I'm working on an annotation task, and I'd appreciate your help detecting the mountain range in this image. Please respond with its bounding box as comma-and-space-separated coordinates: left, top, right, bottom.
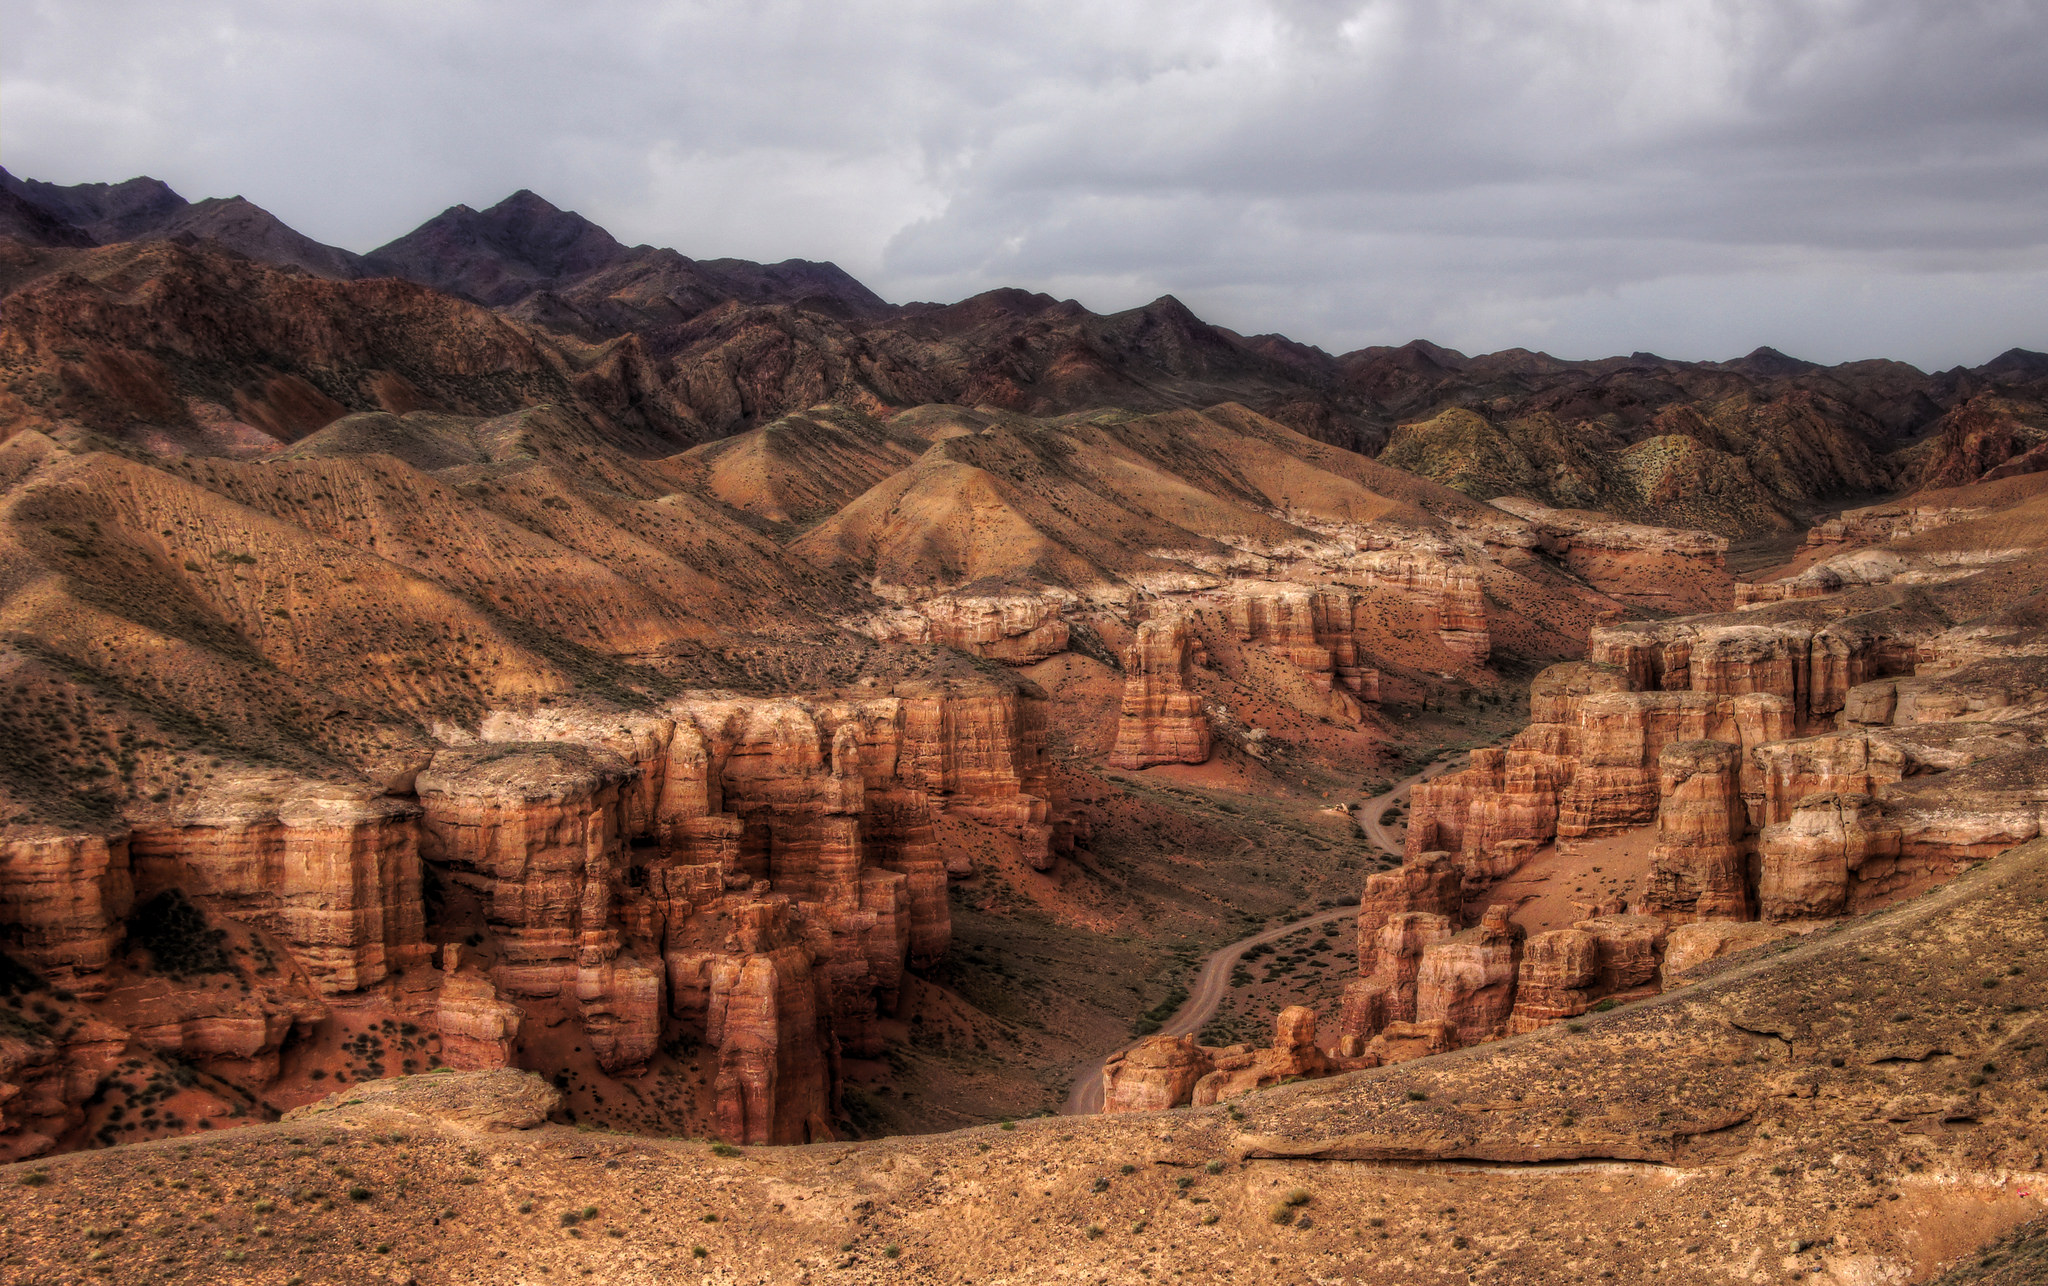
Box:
4, 167, 2044, 535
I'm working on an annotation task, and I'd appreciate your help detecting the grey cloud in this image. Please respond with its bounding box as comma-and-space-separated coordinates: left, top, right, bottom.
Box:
3, 0, 2045, 367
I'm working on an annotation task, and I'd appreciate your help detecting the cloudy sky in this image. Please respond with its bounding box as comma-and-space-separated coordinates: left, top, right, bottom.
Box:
6, 0, 2046, 367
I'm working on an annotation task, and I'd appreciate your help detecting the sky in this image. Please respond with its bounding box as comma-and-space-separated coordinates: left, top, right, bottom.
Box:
5, 0, 2047, 368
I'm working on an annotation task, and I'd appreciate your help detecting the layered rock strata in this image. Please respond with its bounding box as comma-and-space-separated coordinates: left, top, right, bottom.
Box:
1225, 585, 1382, 702
0, 684, 1056, 1156
1102, 1007, 1344, 1112
1639, 740, 1751, 923
1107, 615, 1212, 769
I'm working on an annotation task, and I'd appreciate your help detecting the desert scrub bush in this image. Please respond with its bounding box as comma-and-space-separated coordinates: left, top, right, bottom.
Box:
1204, 1160, 1225, 1175
1085, 1224, 1105, 1240
1406, 1090, 1428, 1101
1090, 1177, 1109, 1193
18, 1169, 48, 1187
347, 1185, 372, 1201
560, 1210, 582, 1226
883, 1244, 902, 1259
1201, 1211, 1221, 1225
692, 1246, 708, 1258
710, 1143, 742, 1157
1118, 1163, 1136, 1175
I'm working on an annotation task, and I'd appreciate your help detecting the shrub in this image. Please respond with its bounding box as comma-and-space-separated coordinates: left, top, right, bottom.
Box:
1200, 1211, 1219, 1225
1090, 1177, 1109, 1193
560, 1211, 581, 1227
1204, 1160, 1225, 1175
347, 1185, 371, 1202
710, 1143, 742, 1158
883, 1244, 902, 1259
18, 1170, 48, 1188
1281, 1188, 1311, 1208
1406, 1091, 1428, 1102
1085, 1224, 1105, 1240
1118, 1163, 1136, 1175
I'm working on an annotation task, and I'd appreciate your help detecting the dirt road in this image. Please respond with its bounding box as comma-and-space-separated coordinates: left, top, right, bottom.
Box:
1060, 761, 1450, 1115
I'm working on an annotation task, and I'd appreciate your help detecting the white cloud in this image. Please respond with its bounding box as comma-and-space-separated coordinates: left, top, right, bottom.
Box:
3, 0, 2045, 367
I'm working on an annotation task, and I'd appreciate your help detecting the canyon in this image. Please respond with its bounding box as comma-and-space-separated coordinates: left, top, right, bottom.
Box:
0, 168, 2045, 1283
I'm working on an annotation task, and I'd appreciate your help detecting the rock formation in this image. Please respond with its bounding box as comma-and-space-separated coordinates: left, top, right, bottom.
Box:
1336, 911, 1453, 1049
1506, 928, 1600, 1033
1190, 1006, 1334, 1106
1353, 855, 1462, 973
1639, 740, 1751, 923
1107, 615, 1212, 769
1226, 585, 1383, 703
1100, 1034, 1214, 1114
1413, 905, 1525, 1046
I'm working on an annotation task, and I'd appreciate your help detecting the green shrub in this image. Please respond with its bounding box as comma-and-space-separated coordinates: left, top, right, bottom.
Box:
710, 1143, 742, 1157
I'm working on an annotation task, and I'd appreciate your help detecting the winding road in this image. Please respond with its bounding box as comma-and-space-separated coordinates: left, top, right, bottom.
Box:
1061, 760, 1453, 1115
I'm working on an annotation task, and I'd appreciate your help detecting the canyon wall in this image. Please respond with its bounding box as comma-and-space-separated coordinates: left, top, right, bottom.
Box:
0, 683, 1054, 1157
1107, 615, 1213, 769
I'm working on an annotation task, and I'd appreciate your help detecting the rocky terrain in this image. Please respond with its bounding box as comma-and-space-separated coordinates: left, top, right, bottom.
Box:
0, 166, 2046, 1280
3, 829, 2045, 1283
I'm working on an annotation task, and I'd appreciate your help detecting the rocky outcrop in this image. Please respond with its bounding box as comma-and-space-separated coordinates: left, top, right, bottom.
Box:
1660, 920, 1796, 978
1226, 585, 1381, 702
1639, 740, 1750, 923
1506, 928, 1600, 1034
1336, 910, 1454, 1049
0, 828, 133, 998
1757, 792, 1903, 920
1353, 855, 1462, 974
283, 1068, 563, 1132
1590, 609, 1938, 727
130, 784, 429, 996
1101, 1034, 1215, 1114
700, 898, 835, 1146
1404, 749, 1562, 882
1191, 1006, 1334, 1106
1413, 906, 1524, 1046
882, 592, 1072, 665
433, 948, 525, 1070
1107, 614, 1212, 769
1348, 551, 1489, 663
1556, 691, 1791, 838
